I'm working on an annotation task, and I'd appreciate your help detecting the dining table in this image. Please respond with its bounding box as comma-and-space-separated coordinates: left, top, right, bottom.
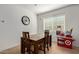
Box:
21, 33, 52, 54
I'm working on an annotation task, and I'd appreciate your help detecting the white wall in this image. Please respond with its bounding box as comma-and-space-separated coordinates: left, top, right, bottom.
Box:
0, 5, 37, 51
37, 5, 79, 47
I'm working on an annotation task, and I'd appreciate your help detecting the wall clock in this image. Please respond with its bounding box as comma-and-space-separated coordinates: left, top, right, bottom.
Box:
21, 16, 30, 25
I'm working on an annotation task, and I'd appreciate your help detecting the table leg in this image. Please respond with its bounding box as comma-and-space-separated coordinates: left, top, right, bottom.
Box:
27, 45, 31, 54
49, 35, 52, 47
44, 43, 46, 54
34, 43, 38, 54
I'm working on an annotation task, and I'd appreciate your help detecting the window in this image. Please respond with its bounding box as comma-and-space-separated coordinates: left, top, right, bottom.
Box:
43, 15, 65, 33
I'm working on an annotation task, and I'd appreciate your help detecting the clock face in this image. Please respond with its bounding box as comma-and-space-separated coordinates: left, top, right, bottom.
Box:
21, 16, 30, 25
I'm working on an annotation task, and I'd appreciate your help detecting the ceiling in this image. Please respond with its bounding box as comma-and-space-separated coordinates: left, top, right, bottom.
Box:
18, 4, 70, 14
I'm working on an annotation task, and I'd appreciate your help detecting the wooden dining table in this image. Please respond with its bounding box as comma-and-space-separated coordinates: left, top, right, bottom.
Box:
21, 33, 52, 54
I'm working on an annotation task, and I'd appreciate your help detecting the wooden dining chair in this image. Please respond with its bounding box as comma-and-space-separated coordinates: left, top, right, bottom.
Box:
21, 32, 33, 54
21, 37, 31, 54
38, 30, 50, 54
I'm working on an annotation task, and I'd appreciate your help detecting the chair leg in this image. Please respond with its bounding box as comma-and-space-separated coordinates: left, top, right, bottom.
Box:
46, 39, 49, 51
47, 44, 49, 51
21, 39, 25, 54
44, 47, 46, 54
21, 47, 25, 54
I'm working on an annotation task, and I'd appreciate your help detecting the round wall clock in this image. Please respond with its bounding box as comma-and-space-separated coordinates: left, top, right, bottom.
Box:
21, 16, 30, 25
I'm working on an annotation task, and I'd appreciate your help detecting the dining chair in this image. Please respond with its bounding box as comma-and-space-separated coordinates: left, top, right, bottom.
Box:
21, 37, 31, 54
38, 30, 50, 54
21, 32, 33, 54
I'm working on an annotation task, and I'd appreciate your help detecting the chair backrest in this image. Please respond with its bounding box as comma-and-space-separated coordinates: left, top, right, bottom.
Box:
22, 32, 30, 39
44, 30, 49, 36
44, 30, 49, 44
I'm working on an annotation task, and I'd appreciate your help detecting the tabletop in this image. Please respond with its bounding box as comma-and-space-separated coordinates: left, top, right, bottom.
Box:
30, 33, 44, 41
